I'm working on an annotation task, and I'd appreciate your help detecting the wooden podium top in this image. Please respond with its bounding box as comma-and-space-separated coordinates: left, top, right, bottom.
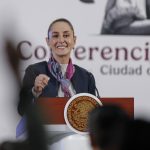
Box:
36, 97, 134, 124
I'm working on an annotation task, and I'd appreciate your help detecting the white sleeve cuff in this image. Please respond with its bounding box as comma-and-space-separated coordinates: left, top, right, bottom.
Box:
32, 87, 42, 98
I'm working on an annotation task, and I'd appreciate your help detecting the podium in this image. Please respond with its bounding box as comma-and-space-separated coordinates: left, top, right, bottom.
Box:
16, 97, 134, 150
36, 97, 134, 125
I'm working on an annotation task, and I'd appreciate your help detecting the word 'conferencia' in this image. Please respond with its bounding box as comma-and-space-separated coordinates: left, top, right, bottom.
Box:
17, 41, 150, 61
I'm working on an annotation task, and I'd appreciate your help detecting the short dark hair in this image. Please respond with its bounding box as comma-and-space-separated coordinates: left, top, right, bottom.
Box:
121, 119, 150, 150
88, 105, 129, 150
47, 18, 75, 39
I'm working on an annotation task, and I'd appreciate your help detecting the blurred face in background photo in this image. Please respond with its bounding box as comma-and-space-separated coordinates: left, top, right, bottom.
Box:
46, 21, 76, 63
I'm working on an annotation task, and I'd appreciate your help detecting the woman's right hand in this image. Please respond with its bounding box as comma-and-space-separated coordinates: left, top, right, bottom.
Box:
34, 74, 50, 94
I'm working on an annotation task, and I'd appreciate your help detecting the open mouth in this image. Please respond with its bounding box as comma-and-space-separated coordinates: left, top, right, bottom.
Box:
56, 46, 66, 49
56, 44, 68, 50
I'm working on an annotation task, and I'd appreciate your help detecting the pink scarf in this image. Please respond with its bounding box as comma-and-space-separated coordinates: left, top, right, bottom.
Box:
48, 56, 75, 97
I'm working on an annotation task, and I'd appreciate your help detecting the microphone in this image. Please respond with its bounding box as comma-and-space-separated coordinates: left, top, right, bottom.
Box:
89, 72, 101, 98
95, 86, 100, 98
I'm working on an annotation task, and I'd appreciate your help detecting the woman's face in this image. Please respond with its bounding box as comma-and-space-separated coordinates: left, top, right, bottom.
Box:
46, 21, 76, 61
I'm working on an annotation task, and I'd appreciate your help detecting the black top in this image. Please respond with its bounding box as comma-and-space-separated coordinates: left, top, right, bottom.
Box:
18, 61, 96, 116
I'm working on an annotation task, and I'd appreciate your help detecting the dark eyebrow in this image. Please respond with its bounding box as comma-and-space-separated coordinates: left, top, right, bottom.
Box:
52, 31, 70, 34
63, 31, 70, 33
52, 32, 59, 34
